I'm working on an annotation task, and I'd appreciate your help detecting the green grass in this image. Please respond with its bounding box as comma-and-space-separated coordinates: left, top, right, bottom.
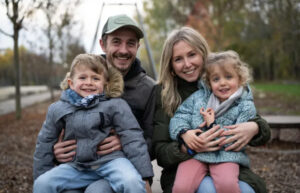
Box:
251, 82, 300, 115
252, 82, 300, 97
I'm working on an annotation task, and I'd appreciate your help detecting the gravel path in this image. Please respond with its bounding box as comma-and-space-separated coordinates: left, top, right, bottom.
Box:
0, 98, 299, 193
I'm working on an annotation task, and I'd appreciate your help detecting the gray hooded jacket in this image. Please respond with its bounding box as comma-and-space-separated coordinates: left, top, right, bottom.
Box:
33, 91, 153, 180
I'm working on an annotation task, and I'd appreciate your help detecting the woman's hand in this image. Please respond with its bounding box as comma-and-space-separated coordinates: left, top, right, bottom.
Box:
54, 129, 76, 163
181, 123, 225, 153
97, 129, 122, 156
220, 121, 259, 151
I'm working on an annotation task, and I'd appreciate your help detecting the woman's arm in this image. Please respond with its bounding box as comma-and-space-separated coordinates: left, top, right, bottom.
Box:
248, 114, 271, 146
152, 87, 191, 168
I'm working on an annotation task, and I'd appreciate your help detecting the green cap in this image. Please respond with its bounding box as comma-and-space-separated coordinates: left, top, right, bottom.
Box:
102, 14, 144, 39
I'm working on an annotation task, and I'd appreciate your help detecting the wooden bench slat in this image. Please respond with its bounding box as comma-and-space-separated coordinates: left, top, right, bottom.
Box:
262, 115, 300, 129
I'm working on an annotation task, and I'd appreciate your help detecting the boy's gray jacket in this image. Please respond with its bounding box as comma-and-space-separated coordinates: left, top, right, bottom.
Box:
33, 91, 153, 180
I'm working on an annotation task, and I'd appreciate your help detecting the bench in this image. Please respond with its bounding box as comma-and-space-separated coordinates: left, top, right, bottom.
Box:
262, 115, 300, 129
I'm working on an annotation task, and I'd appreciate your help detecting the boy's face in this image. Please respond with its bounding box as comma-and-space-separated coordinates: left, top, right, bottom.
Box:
209, 64, 240, 102
68, 65, 106, 98
100, 28, 140, 76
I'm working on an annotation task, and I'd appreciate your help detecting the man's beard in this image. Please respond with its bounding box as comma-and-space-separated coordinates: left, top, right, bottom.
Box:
107, 53, 132, 75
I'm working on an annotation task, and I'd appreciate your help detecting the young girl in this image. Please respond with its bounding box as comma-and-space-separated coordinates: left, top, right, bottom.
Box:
169, 50, 256, 193
33, 54, 153, 193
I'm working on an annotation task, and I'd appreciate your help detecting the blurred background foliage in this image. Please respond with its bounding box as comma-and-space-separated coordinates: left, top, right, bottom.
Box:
141, 0, 300, 81
0, 0, 299, 87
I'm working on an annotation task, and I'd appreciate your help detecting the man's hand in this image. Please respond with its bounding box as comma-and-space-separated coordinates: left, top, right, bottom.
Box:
97, 129, 122, 155
53, 129, 76, 163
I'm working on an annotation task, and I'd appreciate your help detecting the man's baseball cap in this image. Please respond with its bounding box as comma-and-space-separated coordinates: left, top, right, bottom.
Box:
101, 14, 144, 39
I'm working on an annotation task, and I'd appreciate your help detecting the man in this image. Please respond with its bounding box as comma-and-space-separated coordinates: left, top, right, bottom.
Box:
54, 14, 156, 193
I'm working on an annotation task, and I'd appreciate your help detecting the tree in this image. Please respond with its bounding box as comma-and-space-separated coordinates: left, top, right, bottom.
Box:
0, 48, 14, 85
0, 0, 41, 119
143, 0, 300, 81
40, 0, 81, 101
142, 0, 197, 68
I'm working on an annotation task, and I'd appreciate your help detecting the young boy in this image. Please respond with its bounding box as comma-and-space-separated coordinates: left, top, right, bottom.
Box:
33, 54, 153, 193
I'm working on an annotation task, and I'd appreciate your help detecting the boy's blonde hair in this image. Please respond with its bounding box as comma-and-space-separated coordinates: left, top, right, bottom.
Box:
203, 50, 252, 88
60, 54, 124, 98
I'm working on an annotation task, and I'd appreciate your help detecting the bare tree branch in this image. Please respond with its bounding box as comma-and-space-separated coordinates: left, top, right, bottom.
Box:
0, 28, 13, 38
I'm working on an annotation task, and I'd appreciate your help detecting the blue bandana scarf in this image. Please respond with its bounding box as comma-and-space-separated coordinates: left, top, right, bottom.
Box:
65, 89, 105, 107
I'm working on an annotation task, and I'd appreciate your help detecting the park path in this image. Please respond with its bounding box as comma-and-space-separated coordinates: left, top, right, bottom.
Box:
2, 86, 299, 192
0, 88, 60, 116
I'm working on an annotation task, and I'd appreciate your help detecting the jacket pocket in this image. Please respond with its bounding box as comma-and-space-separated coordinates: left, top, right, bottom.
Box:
76, 139, 97, 162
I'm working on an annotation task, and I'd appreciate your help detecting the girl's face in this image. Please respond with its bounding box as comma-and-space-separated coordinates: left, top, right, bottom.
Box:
68, 65, 106, 97
171, 40, 204, 82
209, 64, 240, 102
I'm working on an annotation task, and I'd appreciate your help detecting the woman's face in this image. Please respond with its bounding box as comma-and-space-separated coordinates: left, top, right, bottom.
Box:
171, 40, 204, 82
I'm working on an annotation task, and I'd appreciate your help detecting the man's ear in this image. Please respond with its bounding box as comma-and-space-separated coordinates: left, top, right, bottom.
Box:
100, 39, 106, 52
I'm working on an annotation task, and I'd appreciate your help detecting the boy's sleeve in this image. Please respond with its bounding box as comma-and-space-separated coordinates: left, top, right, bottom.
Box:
33, 104, 62, 180
169, 94, 195, 140
112, 99, 154, 179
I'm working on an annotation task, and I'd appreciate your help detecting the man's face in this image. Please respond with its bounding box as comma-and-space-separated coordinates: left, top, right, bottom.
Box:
100, 28, 140, 75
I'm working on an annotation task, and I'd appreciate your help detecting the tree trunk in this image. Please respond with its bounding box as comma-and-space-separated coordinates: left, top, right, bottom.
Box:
14, 29, 21, 119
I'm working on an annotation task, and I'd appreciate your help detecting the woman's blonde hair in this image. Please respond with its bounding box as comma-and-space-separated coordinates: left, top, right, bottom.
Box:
203, 50, 252, 88
60, 54, 124, 98
158, 27, 210, 116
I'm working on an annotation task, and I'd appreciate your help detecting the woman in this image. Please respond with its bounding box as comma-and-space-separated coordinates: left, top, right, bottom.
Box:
153, 26, 270, 193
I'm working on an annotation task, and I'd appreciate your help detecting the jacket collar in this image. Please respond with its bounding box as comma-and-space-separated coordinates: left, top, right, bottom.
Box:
124, 58, 145, 81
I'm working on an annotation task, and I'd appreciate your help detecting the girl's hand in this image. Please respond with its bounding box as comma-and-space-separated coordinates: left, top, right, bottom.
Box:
220, 122, 259, 151
97, 129, 122, 155
145, 180, 152, 193
200, 107, 215, 126
54, 129, 76, 163
181, 123, 225, 152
